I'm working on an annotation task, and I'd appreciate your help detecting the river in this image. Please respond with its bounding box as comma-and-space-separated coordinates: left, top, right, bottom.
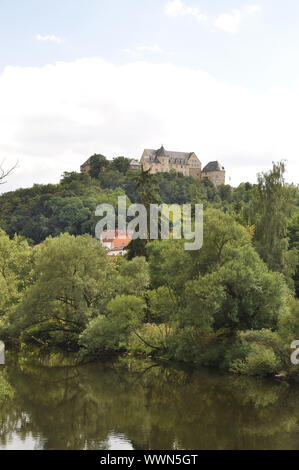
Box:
0, 351, 299, 450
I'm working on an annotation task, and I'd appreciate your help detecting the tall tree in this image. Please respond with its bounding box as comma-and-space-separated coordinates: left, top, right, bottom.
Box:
252, 161, 297, 289
288, 214, 299, 297
127, 168, 160, 259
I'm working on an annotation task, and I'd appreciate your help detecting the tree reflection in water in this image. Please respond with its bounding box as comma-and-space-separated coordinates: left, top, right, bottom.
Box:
0, 352, 298, 450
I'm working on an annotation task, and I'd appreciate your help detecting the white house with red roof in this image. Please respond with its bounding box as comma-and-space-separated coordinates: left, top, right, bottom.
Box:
100, 229, 133, 256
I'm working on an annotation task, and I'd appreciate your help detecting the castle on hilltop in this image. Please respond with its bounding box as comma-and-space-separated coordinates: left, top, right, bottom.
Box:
81, 145, 226, 187
134, 146, 226, 187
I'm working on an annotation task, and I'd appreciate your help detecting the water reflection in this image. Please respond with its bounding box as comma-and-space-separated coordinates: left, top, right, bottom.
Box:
0, 353, 299, 450
106, 433, 134, 451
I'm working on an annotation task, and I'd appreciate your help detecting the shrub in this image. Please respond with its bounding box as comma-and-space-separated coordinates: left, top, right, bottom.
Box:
128, 323, 171, 355
166, 327, 204, 363
230, 343, 281, 377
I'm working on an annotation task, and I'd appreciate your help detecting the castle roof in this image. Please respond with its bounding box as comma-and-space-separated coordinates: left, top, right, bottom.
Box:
156, 145, 167, 157
144, 147, 195, 165
202, 161, 225, 173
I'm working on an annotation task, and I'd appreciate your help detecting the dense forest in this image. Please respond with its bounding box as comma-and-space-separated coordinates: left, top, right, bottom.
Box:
0, 155, 252, 245
0, 155, 299, 379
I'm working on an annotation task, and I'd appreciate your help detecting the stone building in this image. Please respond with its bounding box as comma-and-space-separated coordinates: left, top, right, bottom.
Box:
80, 157, 92, 174
80, 146, 226, 187
129, 159, 141, 171
100, 230, 132, 257
201, 161, 226, 186
140, 146, 202, 179
140, 146, 225, 186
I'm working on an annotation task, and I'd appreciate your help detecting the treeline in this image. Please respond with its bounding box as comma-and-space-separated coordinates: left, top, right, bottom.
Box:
0, 159, 253, 245
0, 160, 298, 378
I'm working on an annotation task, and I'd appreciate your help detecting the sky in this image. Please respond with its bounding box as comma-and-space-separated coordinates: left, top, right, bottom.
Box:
0, 0, 299, 192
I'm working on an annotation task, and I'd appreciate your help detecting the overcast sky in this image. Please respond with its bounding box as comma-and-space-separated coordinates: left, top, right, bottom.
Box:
0, 0, 299, 192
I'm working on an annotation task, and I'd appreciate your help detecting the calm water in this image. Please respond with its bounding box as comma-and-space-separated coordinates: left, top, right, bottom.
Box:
1, 352, 299, 450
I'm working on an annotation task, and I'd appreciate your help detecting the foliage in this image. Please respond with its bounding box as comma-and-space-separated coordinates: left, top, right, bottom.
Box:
88, 154, 110, 178
278, 298, 299, 346
0, 371, 13, 401
0, 231, 32, 338
229, 330, 286, 377
288, 214, 299, 297
79, 295, 146, 354
109, 156, 131, 175
1, 233, 115, 348
0, 159, 298, 378
230, 343, 281, 377
251, 162, 298, 290
116, 257, 150, 297
0, 178, 128, 244
128, 323, 171, 355
127, 167, 161, 259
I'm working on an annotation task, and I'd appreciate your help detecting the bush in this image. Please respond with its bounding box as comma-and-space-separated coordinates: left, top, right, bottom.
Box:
79, 295, 146, 355
166, 327, 204, 363
279, 298, 299, 345
128, 323, 171, 355
230, 343, 281, 376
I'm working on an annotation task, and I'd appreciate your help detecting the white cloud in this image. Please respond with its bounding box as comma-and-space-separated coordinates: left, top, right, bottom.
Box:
165, 0, 207, 22
214, 11, 243, 34
164, 2, 261, 33
247, 4, 262, 13
214, 4, 261, 34
124, 45, 164, 57
36, 34, 62, 44
0, 57, 298, 194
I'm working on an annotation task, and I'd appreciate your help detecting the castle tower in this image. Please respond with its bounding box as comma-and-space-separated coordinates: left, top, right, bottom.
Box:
155, 145, 169, 170
201, 161, 226, 187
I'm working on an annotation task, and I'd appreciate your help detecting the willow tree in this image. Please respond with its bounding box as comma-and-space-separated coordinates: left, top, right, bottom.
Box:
6, 234, 116, 348
252, 161, 297, 289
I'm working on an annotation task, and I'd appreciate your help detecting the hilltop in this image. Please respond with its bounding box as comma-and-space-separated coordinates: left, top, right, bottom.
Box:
0, 162, 251, 245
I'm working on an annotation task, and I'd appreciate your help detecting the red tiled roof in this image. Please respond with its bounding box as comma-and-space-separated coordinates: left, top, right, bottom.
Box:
113, 237, 132, 249
101, 230, 132, 249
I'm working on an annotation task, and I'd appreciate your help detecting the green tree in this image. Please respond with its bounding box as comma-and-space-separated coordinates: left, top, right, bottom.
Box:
60, 171, 90, 186
288, 214, 299, 297
5, 234, 115, 348
88, 154, 109, 179
110, 157, 130, 175
0, 231, 32, 338
116, 257, 150, 297
184, 247, 287, 334
218, 184, 233, 203
79, 295, 146, 354
252, 161, 298, 289
146, 209, 289, 363
127, 168, 160, 259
